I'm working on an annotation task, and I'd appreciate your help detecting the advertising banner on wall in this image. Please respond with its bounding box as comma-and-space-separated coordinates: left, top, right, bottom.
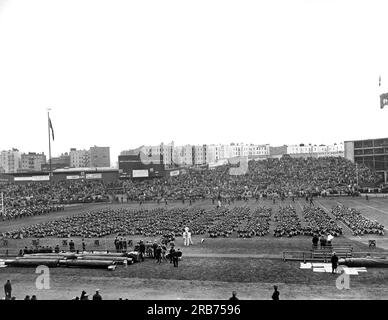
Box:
66, 175, 81, 180
31, 175, 50, 181
86, 173, 102, 179
14, 177, 33, 181
132, 169, 149, 178
170, 170, 180, 177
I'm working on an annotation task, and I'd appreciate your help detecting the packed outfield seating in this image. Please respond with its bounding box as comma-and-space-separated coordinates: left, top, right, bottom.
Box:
3, 157, 381, 205
1, 181, 110, 220
107, 156, 379, 201
331, 205, 385, 236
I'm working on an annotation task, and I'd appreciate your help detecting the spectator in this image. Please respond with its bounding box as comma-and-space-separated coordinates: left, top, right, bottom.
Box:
312, 234, 319, 249
272, 286, 280, 300
4, 280, 12, 299
331, 252, 339, 274
92, 289, 102, 300
139, 241, 145, 262
80, 290, 89, 300
229, 291, 239, 300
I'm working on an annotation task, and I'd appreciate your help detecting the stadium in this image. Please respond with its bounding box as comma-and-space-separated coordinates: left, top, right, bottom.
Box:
1, 152, 387, 300
1, 0, 388, 306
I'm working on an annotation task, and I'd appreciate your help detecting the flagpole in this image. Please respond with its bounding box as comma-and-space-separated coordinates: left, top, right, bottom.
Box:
47, 109, 52, 183
1, 191, 4, 218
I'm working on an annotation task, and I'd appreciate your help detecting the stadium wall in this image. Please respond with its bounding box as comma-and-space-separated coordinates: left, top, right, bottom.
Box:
2, 169, 120, 184
345, 138, 388, 184
118, 154, 165, 179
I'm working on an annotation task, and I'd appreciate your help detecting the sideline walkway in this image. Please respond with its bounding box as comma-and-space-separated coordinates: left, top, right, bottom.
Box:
183, 252, 281, 259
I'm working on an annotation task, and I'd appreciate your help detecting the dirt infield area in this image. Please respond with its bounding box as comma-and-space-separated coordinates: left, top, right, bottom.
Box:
0, 198, 387, 300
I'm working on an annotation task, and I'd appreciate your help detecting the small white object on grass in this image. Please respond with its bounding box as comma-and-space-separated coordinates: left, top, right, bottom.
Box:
300, 262, 312, 269
344, 268, 359, 275
312, 268, 326, 273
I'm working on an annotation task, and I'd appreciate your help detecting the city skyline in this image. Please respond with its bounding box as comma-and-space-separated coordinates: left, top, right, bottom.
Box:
1, 139, 345, 155
0, 140, 346, 172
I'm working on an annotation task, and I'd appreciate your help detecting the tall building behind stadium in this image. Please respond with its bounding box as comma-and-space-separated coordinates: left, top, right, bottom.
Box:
89, 146, 110, 167
344, 137, 388, 184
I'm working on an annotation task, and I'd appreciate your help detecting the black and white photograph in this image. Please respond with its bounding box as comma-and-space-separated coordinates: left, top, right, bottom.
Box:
0, 0, 387, 311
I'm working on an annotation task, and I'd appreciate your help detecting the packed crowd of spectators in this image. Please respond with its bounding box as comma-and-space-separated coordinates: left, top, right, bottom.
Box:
0, 156, 380, 222
107, 156, 379, 202
0, 181, 110, 220
331, 205, 385, 236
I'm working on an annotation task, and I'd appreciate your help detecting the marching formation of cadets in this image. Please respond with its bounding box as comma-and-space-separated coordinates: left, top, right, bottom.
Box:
273, 205, 344, 238
4, 202, 383, 240
235, 207, 272, 238
273, 206, 302, 237
1, 206, 274, 240
332, 205, 385, 236
2, 204, 64, 221
3, 206, 265, 239
302, 206, 343, 237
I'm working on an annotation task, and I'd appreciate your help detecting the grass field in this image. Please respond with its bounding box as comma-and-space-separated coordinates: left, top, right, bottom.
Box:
0, 197, 387, 300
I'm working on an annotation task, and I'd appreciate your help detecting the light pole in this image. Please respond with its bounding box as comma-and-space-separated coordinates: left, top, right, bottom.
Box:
1, 191, 4, 218
356, 162, 359, 187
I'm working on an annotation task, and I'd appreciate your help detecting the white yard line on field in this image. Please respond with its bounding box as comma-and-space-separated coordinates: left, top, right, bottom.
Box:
316, 200, 359, 237
316, 200, 330, 213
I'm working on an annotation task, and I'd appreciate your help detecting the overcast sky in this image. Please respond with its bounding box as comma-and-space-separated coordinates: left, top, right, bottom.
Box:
1, 0, 387, 165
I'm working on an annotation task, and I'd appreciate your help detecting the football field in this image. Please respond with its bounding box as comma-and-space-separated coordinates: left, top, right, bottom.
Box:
0, 197, 387, 300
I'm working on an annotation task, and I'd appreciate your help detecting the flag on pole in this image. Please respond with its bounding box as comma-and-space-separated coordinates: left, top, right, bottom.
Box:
49, 116, 55, 141
380, 92, 388, 109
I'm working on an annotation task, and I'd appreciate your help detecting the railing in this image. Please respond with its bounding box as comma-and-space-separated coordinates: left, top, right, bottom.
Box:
311, 244, 354, 251
283, 250, 354, 262
282, 249, 387, 262
0, 247, 138, 258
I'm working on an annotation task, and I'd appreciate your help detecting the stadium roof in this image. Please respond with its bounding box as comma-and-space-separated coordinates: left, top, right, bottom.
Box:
344, 137, 388, 143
